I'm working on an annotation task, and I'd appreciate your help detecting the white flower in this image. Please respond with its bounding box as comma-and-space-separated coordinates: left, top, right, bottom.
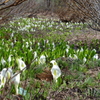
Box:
46, 39, 49, 44
69, 54, 78, 59
38, 55, 46, 64
33, 51, 38, 62
52, 42, 55, 49
0, 68, 13, 87
11, 72, 20, 94
7, 67, 13, 78
8, 55, 12, 66
34, 51, 37, 59
1, 57, 6, 66
80, 48, 84, 52
26, 42, 29, 48
37, 42, 40, 49
66, 45, 70, 49
11, 33, 14, 38
50, 60, 61, 82
16, 58, 26, 71
0, 74, 6, 87
10, 42, 14, 47
66, 48, 69, 53
93, 54, 98, 59
0, 73, 3, 88
69, 54, 72, 58
76, 49, 80, 53
92, 49, 96, 52
83, 57, 87, 63
14, 37, 16, 43
73, 54, 78, 59
29, 47, 32, 51
38, 42, 40, 46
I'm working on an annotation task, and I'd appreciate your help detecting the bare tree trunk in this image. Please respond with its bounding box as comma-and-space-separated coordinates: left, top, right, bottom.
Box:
0, 0, 99, 31
55, 0, 100, 31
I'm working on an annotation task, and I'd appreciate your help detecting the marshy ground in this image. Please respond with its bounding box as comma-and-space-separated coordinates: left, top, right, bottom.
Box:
0, 17, 100, 100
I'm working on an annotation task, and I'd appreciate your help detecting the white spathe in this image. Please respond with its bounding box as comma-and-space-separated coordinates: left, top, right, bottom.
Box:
11, 72, 20, 94
1, 57, 6, 66
83, 57, 87, 63
38, 54, 46, 64
0, 67, 13, 87
0, 73, 3, 88
8, 55, 13, 66
50, 60, 61, 82
93, 54, 98, 59
16, 58, 26, 71
0, 75, 6, 87
33, 51, 38, 62
8, 55, 12, 63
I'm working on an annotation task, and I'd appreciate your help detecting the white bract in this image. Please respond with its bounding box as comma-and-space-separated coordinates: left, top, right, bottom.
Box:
0, 68, 13, 87
80, 48, 84, 52
10, 33, 14, 38
73, 54, 78, 59
1, 57, 6, 66
0, 74, 6, 88
34, 52, 37, 58
66, 48, 69, 53
33, 51, 38, 62
52, 42, 55, 50
25, 42, 29, 48
83, 57, 87, 63
93, 54, 98, 59
38, 54, 46, 65
50, 60, 61, 82
0, 73, 2, 88
16, 58, 26, 71
92, 49, 96, 52
8, 55, 12, 66
10, 42, 14, 47
11, 72, 20, 94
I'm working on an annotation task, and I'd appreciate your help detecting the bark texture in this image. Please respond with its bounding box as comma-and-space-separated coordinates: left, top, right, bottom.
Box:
0, 0, 99, 30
